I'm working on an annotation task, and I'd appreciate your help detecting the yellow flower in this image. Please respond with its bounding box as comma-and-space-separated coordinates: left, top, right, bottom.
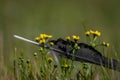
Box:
85, 31, 90, 36
61, 64, 69, 70
88, 30, 101, 37
106, 43, 110, 47
93, 30, 101, 36
66, 36, 70, 40
35, 34, 53, 44
89, 29, 94, 34
35, 37, 40, 42
39, 34, 52, 39
72, 35, 80, 41
47, 35, 52, 39
63, 64, 69, 68
102, 42, 110, 47
39, 34, 46, 39
49, 42, 54, 46
47, 57, 53, 63
39, 39, 46, 44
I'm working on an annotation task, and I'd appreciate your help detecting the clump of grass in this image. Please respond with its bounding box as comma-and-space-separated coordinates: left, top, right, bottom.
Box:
13, 30, 118, 80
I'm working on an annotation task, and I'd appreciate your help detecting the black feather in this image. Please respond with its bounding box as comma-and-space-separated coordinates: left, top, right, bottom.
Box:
49, 38, 120, 72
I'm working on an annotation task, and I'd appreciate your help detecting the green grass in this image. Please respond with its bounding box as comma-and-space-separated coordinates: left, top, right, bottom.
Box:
0, 29, 120, 80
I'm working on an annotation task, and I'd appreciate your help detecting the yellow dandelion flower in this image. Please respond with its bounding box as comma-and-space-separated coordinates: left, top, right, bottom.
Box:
94, 30, 101, 36
39, 34, 53, 39
89, 29, 94, 34
106, 43, 110, 47
35, 37, 40, 42
47, 57, 53, 63
47, 35, 53, 39
72, 35, 80, 41
76, 36, 80, 40
64, 64, 68, 68
39, 34, 45, 39
85, 31, 90, 36
49, 42, 54, 46
89, 30, 101, 37
63, 63, 69, 68
66, 36, 70, 40
39, 39, 46, 44
102, 42, 110, 47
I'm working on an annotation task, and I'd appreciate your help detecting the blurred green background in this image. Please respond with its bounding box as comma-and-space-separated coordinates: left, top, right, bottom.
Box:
1, 0, 120, 68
